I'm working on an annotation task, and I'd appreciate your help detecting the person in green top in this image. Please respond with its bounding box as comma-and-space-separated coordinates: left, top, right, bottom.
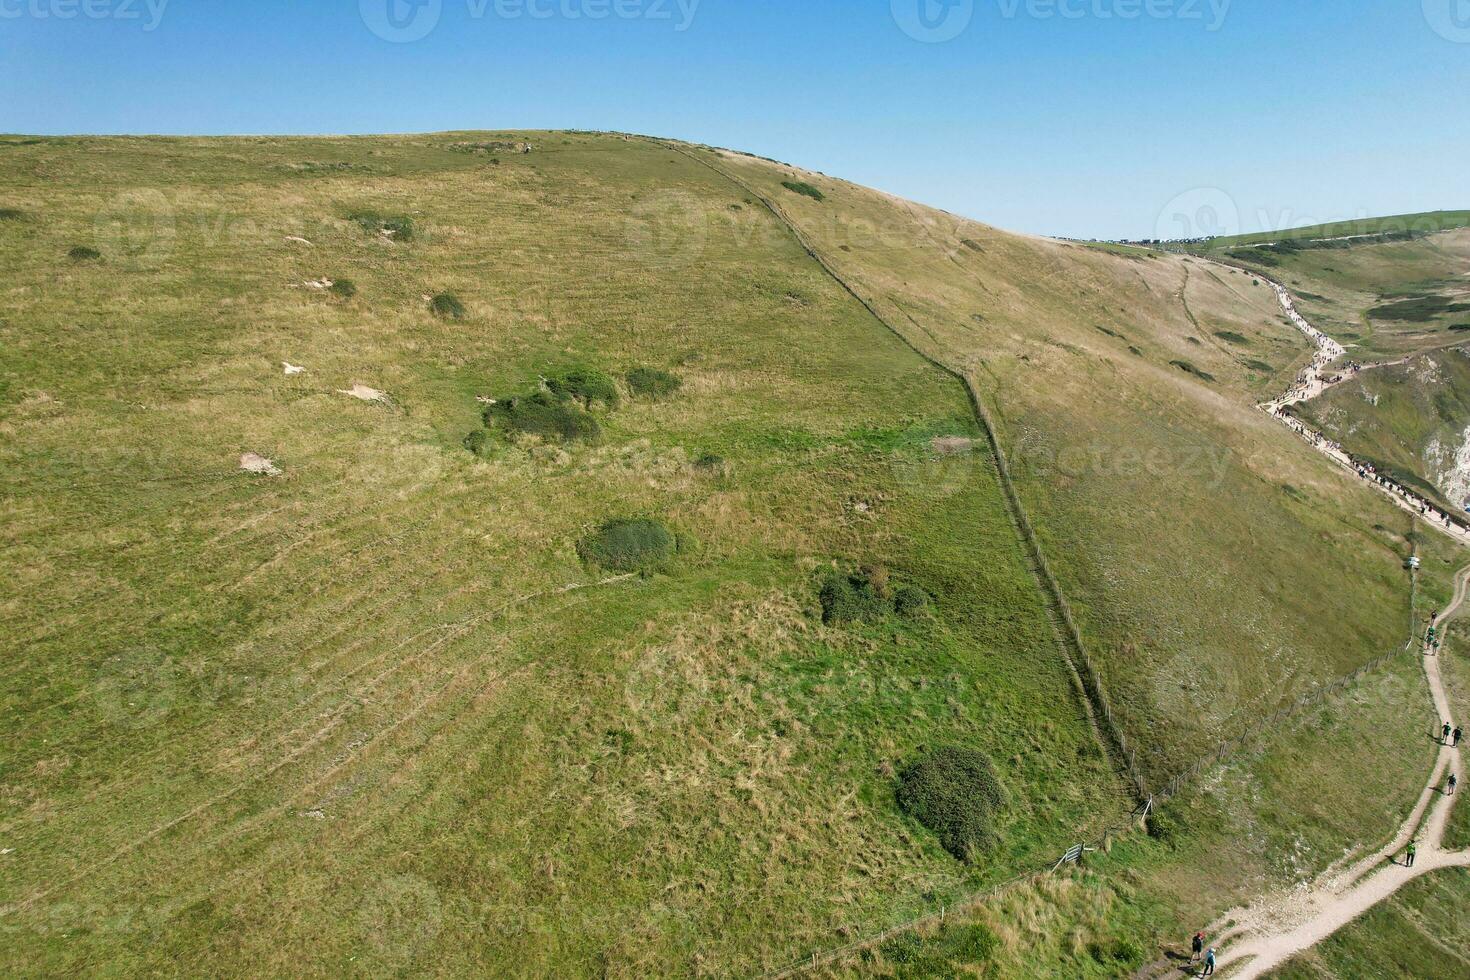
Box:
1405, 839, 1417, 867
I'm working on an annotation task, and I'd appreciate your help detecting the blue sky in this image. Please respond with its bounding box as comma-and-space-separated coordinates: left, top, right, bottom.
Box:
3, 0, 1467, 238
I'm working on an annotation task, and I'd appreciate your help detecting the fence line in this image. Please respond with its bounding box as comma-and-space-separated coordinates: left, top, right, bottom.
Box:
643, 141, 1431, 976
653, 137, 1150, 803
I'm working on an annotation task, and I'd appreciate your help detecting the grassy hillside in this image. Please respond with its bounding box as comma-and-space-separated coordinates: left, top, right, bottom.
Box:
0, 133, 1450, 975
708, 143, 1418, 786
1295, 347, 1470, 516
1206, 210, 1470, 251
1201, 221, 1470, 361
0, 133, 1126, 976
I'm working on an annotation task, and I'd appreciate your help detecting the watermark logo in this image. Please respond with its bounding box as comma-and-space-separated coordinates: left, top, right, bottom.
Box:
894, 0, 1230, 42
1154, 187, 1240, 243
624, 189, 708, 270
92, 648, 179, 730
0, 0, 169, 31
360, 0, 443, 43
93, 189, 177, 269
889, 437, 984, 499
892, 0, 975, 42
1424, 0, 1470, 42
361, 0, 700, 40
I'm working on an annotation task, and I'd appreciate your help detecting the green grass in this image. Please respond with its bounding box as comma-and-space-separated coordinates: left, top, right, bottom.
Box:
2, 131, 1458, 975
1204, 211, 1470, 251
0, 132, 1125, 977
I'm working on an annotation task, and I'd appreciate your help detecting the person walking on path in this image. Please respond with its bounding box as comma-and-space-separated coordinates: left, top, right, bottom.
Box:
1190, 931, 1204, 964
1444, 722, 1453, 744
1455, 727, 1463, 747
1405, 839, 1417, 867
1201, 946, 1217, 976
1450, 774, 1459, 795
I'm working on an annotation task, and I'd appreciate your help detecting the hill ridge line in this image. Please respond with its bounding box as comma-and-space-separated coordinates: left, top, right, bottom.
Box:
651, 138, 1148, 803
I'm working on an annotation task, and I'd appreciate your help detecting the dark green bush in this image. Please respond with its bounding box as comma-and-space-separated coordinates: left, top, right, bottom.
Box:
819, 570, 890, 625
896, 746, 1005, 862
0, 208, 23, 221
329, 278, 357, 299
430, 292, 466, 319
546, 367, 619, 407
626, 367, 682, 400
1213, 330, 1250, 345
893, 585, 931, 617
577, 518, 675, 572
694, 453, 726, 470
463, 429, 489, 456
781, 180, 825, 202
1145, 806, 1183, 847
68, 245, 101, 261
1169, 359, 1217, 383
348, 210, 415, 241
485, 392, 600, 443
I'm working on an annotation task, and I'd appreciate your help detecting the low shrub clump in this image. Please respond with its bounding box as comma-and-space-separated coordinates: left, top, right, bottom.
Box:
329, 278, 357, 299
484, 391, 600, 443
430, 292, 466, 319
546, 367, 619, 407
781, 180, 825, 202
348, 210, 415, 241
819, 570, 890, 625
1169, 359, 1217, 383
896, 747, 1006, 862
0, 208, 23, 221
577, 518, 676, 572
68, 245, 101, 261
626, 367, 682, 400
819, 565, 931, 625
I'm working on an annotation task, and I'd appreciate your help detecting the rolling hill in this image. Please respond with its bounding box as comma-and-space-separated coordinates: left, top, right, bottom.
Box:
0, 133, 1458, 976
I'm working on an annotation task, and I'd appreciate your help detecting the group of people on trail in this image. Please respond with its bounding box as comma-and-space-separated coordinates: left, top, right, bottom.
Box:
1441, 722, 1463, 747
1189, 931, 1217, 975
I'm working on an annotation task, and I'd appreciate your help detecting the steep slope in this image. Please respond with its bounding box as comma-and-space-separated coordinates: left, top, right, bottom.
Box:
1295, 346, 1470, 515
0, 133, 1123, 976
1202, 216, 1470, 361
707, 144, 1418, 788
0, 132, 1447, 976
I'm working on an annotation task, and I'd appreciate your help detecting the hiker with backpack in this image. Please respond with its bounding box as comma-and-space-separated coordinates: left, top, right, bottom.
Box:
1190, 931, 1204, 964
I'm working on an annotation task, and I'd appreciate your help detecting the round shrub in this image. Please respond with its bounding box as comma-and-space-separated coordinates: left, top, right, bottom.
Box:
430, 292, 466, 319
546, 367, 619, 408
818, 571, 889, 625
626, 367, 682, 400
68, 245, 101, 261
896, 747, 1006, 862
329, 278, 357, 299
893, 584, 931, 617
485, 392, 601, 443
577, 519, 675, 572
462, 429, 489, 456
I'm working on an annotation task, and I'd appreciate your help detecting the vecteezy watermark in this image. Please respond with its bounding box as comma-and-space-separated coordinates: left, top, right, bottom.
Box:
1424, 0, 1470, 42
891, 0, 976, 42
0, 0, 169, 31
623, 188, 709, 270
1154, 187, 1240, 243
893, 0, 1230, 42
360, 0, 700, 43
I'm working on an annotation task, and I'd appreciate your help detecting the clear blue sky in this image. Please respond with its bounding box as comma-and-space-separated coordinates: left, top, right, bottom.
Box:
3, 0, 1467, 239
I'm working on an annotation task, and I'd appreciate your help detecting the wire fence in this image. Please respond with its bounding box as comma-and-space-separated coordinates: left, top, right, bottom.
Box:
651, 142, 1434, 976
657, 137, 1151, 806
